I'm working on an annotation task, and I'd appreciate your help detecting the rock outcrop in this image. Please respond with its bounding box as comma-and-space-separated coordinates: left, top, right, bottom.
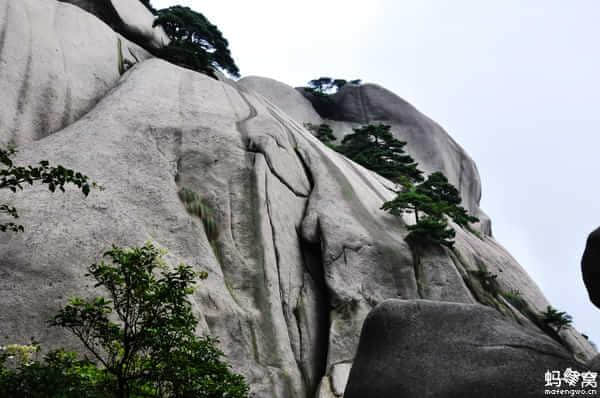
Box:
583, 227, 600, 308
59, 0, 168, 48
0, 0, 153, 145
345, 300, 588, 398
0, 1, 595, 397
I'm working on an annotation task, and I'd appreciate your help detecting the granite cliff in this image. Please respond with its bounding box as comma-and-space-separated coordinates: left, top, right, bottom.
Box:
0, 1, 595, 397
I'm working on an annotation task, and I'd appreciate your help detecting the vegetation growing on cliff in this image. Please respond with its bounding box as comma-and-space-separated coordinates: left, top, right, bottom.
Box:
382, 171, 478, 247
153, 6, 240, 78
304, 121, 478, 248
337, 124, 424, 186
303, 77, 361, 96
541, 306, 573, 333
0, 146, 93, 232
0, 243, 249, 398
305, 123, 337, 145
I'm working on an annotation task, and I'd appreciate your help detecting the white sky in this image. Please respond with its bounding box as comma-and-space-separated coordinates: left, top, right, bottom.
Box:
153, 0, 600, 343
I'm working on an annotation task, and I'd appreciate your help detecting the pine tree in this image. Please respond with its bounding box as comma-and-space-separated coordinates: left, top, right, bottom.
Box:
306, 123, 336, 145
337, 124, 423, 186
153, 6, 239, 78
381, 172, 479, 247
541, 306, 573, 333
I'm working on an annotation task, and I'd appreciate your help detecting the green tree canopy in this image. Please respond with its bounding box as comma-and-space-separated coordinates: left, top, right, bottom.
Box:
47, 243, 249, 398
381, 172, 479, 247
404, 215, 456, 248
337, 123, 423, 186
0, 146, 92, 232
415, 172, 479, 228
154, 6, 240, 78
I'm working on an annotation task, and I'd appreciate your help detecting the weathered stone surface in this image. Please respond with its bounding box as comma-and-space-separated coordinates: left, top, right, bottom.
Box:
582, 226, 600, 308
0, 0, 151, 145
0, 4, 595, 396
588, 353, 600, 372
345, 299, 587, 398
301, 83, 484, 221
239, 76, 322, 127
60, 0, 169, 48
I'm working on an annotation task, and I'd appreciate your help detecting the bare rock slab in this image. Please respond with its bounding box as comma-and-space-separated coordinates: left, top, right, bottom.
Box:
345, 299, 588, 398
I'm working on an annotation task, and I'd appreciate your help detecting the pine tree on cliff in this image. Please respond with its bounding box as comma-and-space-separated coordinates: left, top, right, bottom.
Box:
305, 77, 362, 96
381, 172, 479, 247
337, 123, 423, 186
153, 6, 240, 78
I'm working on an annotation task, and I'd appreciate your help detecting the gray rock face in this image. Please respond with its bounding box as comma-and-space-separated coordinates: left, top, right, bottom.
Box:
59, 0, 169, 48
0, 0, 152, 145
345, 299, 587, 398
0, 3, 595, 397
301, 84, 486, 229
239, 76, 322, 127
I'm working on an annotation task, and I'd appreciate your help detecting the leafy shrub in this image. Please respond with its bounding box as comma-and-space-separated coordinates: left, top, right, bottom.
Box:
0, 146, 94, 232
153, 6, 239, 78
1, 244, 249, 397
0, 347, 110, 398
541, 306, 573, 333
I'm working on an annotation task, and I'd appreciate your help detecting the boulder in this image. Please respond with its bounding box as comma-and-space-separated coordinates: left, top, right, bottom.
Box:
345, 299, 588, 398
582, 227, 600, 308
301, 83, 484, 227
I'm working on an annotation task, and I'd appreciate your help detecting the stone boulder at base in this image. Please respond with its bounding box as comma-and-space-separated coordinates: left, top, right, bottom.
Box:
582, 226, 600, 308
345, 299, 587, 398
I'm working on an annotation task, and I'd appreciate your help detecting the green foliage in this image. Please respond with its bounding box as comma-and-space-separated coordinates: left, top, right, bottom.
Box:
1, 347, 110, 398
541, 306, 573, 333
305, 123, 336, 145
178, 188, 218, 243
0, 146, 93, 232
0, 244, 248, 397
415, 172, 479, 228
337, 123, 423, 186
405, 215, 455, 248
153, 6, 239, 78
501, 289, 528, 311
304, 77, 361, 96
45, 243, 248, 398
381, 171, 479, 248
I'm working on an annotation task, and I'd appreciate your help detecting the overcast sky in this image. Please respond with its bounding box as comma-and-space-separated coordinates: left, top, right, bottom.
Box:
153, 0, 600, 342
